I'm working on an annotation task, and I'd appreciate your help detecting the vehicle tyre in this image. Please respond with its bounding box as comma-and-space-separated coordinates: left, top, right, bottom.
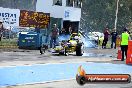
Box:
40, 46, 45, 54
76, 43, 83, 56
59, 52, 64, 55
64, 48, 69, 56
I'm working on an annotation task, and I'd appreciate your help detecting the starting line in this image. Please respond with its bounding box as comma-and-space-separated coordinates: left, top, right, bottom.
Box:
0, 62, 132, 86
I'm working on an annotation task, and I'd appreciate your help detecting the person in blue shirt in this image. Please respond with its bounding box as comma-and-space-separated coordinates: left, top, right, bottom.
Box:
111, 29, 118, 49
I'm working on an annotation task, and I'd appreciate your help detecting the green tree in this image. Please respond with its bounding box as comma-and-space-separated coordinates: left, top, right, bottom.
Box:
81, 0, 132, 34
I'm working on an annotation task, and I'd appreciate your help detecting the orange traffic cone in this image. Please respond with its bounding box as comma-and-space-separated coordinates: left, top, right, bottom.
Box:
117, 47, 122, 60
126, 51, 132, 64
126, 40, 132, 64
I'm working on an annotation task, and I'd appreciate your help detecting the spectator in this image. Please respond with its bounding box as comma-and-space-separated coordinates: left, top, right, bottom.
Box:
120, 28, 130, 61
129, 31, 132, 39
68, 0, 73, 6
102, 27, 110, 49
50, 24, 59, 48
69, 25, 72, 34
55, 0, 61, 6
0, 20, 4, 41
60, 28, 66, 34
111, 29, 118, 49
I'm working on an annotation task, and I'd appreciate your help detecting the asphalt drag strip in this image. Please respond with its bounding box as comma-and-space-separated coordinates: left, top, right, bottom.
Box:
0, 62, 132, 87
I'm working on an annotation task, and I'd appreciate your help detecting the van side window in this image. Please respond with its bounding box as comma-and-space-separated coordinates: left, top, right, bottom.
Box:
53, 0, 62, 6
66, 0, 82, 8
66, 0, 73, 7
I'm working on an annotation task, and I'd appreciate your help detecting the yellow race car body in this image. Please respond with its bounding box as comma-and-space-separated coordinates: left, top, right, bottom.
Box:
52, 33, 83, 56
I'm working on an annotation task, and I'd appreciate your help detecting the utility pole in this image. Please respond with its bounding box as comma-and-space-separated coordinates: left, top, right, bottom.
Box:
114, 0, 120, 31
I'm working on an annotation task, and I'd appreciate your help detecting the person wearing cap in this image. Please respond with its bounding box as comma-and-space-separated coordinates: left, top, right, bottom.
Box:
120, 28, 130, 61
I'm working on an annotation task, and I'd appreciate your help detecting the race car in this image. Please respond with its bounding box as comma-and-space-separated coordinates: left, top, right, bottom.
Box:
52, 33, 83, 56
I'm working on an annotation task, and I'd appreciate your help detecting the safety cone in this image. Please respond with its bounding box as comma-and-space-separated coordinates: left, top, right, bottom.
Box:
126, 58, 132, 64
126, 40, 132, 64
117, 47, 122, 60
126, 51, 132, 64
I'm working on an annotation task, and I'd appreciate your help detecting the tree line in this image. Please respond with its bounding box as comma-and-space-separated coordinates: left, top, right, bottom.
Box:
81, 0, 132, 34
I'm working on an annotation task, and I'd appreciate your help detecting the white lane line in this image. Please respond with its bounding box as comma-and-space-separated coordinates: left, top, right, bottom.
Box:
0, 61, 125, 68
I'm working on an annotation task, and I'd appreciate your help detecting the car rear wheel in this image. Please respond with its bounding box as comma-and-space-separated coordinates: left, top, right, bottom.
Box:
76, 43, 83, 56
64, 48, 69, 56
40, 46, 45, 54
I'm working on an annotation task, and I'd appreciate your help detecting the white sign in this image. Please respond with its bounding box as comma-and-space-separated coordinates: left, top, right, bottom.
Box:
0, 7, 20, 27
63, 7, 81, 21
65, 10, 70, 18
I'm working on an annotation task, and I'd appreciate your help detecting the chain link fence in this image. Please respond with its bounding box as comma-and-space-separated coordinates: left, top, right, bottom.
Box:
0, 31, 18, 48
0, 0, 37, 48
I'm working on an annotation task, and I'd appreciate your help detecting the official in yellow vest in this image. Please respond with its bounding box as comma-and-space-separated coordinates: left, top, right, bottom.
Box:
121, 28, 130, 61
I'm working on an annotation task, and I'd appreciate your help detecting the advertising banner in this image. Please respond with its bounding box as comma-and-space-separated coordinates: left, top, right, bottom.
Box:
19, 10, 50, 28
